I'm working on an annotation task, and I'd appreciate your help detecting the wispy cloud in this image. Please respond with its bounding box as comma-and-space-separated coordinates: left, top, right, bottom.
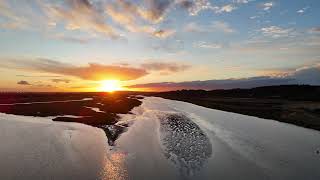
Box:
51, 79, 71, 83
235, 0, 250, 4
178, 0, 252, 15
178, 0, 212, 15
141, 62, 191, 75
249, 16, 259, 20
0, 1, 36, 30
17, 80, 31, 85
0, 0, 250, 41
211, 21, 235, 33
262, 2, 274, 11
44, 0, 119, 39
184, 22, 206, 32
52, 33, 92, 44
153, 29, 176, 39
16, 75, 61, 78
105, 1, 155, 36
185, 21, 235, 33
194, 41, 222, 49
0, 58, 148, 81
150, 39, 185, 54
309, 27, 320, 34
297, 6, 309, 14
0, 58, 191, 81
0, 0, 180, 40
260, 26, 295, 38
215, 4, 237, 13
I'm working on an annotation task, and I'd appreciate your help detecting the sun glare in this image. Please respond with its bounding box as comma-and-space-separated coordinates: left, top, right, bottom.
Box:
98, 80, 123, 92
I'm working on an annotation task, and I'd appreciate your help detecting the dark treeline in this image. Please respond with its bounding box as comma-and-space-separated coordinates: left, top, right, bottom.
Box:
152, 85, 320, 101
150, 85, 320, 131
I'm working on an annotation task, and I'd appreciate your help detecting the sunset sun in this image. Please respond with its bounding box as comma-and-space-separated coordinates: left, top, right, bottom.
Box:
98, 80, 123, 92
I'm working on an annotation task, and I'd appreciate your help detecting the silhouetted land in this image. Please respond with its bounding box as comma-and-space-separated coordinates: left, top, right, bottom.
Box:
1, 85, 319, 144
151, 85, 320, 131
0, 92, 141, 145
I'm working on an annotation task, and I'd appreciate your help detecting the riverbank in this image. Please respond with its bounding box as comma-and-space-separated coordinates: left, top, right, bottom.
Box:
151, 85, 320, 131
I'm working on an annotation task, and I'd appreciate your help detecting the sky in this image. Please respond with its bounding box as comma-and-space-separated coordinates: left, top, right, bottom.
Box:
0, 0, 319, 92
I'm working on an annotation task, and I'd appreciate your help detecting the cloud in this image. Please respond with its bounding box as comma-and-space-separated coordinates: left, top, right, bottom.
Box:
235, 0, 249, 4
178, 0, 194, 10
153, 29, 176, 38
290, 64, 320, 85
151, 39, 185, 54
17, 80, 31, 85
185, 21, 235, 33
128, 64, 320, 91
143, 0, 175, 23
16, 75, 61, 78
262, 2, 273, 11
297, 6, 309, 14
101, 0, 175, 38
249, 16, 259, 19
194, 41, 222, 49
52, 33, 91, 44
0, 0, 248, 40
128, 77, 293, 91
107, 0, 213, 24
51, 79, 71, 83
0, 1, 35, 30
177, 0, 247, 15
0, 0, 178, 39
178, 0, 212, 15
0, 58, 148, 81
105, 1, 154, 34
1, 58, 190, 81
211, 21, 235, 33
215, 4, 236, 13
260, 26, 295, 38
141, 62, 191, 74
309, 27, 320, 34
184, 22, 205, 32
45, 0, 119, 39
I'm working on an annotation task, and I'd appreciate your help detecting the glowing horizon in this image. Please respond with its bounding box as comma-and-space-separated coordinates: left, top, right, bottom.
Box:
97, 80, 124, 92
0, 0, 319, 92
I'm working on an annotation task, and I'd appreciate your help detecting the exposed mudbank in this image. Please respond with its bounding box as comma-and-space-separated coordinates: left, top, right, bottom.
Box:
159, 113, 212, 176
114, 97, 320, 180
0, 92, 142, 145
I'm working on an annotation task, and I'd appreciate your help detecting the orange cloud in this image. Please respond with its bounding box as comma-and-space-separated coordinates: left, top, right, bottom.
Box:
153, 29, 176, 38
1, 58, 148, 81
65, 63, 148, 81
1, 58, 191, 82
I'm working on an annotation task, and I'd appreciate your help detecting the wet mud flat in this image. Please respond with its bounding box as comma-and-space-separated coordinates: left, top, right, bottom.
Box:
0, 92, 142, 145
159, 113, 212, 177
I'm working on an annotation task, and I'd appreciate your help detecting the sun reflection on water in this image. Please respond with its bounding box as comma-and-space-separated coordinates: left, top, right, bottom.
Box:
100, 151, 128, 180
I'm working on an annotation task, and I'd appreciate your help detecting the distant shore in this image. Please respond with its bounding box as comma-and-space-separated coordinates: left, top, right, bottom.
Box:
150, 85, 320, 131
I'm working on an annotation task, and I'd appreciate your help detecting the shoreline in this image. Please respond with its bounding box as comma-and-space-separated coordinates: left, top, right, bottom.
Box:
150, 86, 320, 131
